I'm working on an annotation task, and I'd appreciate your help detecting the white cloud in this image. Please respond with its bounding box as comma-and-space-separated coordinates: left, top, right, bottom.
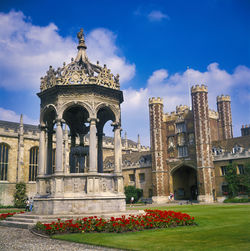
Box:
148, 69, 168, 86
0, 107, 38, 125
147, 10, 169, 22
86, 28, 135, 84
0, 11, 76, 91
122, 88, 150, 146
121, 63, 250, 145
0, 11, 135, 91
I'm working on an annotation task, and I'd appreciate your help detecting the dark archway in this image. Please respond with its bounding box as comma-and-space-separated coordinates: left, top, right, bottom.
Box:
96, 106, 116, 173
63, 105, 90, 173
172, 165, 197, 200
42, 106, 57, 175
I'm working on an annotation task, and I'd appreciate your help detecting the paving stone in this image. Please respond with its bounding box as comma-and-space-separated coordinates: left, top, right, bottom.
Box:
0, 226, 120, 251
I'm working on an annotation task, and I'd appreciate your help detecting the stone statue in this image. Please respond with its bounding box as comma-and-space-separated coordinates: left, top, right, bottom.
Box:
77, 28, 84, 44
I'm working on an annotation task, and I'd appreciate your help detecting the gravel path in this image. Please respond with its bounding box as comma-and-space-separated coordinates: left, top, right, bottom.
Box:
0, 226, 119, 251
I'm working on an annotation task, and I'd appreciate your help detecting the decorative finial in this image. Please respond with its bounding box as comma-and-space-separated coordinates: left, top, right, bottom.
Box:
77, 28, 87, 50
124, 131, 128, 149
137, 134, 141, 152
20, 114, 23, 125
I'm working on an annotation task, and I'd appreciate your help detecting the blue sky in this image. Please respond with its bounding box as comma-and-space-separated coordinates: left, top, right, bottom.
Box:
0, 0, 249, 146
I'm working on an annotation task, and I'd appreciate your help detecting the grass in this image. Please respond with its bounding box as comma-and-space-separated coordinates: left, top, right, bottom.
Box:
224, 197, 250, 203
52, 204, 250, 251
0, 209, 24, 214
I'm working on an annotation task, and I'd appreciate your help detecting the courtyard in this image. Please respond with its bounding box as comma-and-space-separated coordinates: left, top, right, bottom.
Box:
1, 203, 250, 250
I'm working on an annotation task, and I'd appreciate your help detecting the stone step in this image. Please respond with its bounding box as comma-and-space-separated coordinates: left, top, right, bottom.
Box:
5, 217, 36, 223
0, 220, 34, 229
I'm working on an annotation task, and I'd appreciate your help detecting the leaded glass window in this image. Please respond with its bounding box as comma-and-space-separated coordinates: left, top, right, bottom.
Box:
29, 147, 39, 181
0, 143, 9, 181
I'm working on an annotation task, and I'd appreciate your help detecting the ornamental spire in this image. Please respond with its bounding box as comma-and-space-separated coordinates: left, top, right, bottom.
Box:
40, 28, 120, 91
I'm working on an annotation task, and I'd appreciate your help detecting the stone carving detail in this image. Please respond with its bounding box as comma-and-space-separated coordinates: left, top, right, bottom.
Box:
45, 180, 51, 194
102, 181, 107, 192
96, 65, 120, 89
74, 180, 79, 192
40, 29, 120, 91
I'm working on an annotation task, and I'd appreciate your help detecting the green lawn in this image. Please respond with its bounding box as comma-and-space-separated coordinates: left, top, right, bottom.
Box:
53, 204, 250, 251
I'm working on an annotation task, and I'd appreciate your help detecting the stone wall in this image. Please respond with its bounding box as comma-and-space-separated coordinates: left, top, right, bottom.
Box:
122, 166, 152, 198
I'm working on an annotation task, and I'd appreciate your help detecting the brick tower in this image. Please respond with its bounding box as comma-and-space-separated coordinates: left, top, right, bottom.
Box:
191, 85, 215, 202
217, 95, 233, 140
149, 97, 169, 203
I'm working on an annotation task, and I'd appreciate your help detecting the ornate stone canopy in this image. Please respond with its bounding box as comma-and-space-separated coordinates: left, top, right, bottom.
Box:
40, 28, 120, 92
35, 29, 125, 215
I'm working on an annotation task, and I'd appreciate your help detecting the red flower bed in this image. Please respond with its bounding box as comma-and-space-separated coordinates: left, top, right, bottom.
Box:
35, 209, 196, 235
0, 211, 25, 220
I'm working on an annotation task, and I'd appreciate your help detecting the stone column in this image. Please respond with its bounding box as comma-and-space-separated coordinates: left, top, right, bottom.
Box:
113, 122, 122, 174
38, 125, 46, 176
64, 127, 69, 174
97, 131, 104, 173
47, 129, 53, 174
88, 118, 98, 173
55, 119, 63, 174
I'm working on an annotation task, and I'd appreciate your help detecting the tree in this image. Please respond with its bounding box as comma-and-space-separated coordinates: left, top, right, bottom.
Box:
225, 164, 239, 198
238, 162, 250, 194
124, 186, 143, 204
13, 182, 27, 208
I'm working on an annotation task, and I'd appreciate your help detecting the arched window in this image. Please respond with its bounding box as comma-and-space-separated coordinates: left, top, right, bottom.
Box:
0, 143, 9, 181
29, 147, 39, 181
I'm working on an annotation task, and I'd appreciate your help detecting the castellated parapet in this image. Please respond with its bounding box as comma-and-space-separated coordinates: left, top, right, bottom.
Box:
176, 105, 189, 113
209, 109, 219, 120
191, 84, 208, 93
217, 95, 231, 102
149, 97, 163, 105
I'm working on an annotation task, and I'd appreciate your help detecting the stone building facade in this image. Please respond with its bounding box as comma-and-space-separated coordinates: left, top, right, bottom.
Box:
104, 152, 152, 198
0, 85, 249, 205
0, 118, 147, 206
0, 27, 248, 206
149, 84, 250, 203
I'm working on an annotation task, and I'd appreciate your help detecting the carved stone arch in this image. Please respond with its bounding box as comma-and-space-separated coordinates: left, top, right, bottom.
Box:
0, 142, 11, 150
171, 163, 198, 200
58, 100, 94, 120
40, 104, 58, 125
170, 162, 197, 175
30, 145, 39, 151
95, 103, 120, 122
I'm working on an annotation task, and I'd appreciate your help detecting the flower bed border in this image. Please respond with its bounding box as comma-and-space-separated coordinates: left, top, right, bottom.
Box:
35, 209, 196, 235
0, 211, 25, 220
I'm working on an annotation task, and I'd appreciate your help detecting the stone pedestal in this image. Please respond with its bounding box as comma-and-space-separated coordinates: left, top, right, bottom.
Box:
34, 173, 125, 215
152, 196, 169, 204
197, 194, 214, 203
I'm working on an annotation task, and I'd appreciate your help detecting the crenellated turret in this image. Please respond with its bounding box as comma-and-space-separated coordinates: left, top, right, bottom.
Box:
191, 85, 215, 202
217, 95, 233, 140
149, 97, 169, 203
